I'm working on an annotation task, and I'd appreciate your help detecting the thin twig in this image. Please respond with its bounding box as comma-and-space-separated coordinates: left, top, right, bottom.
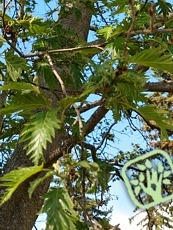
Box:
33, 225, 38, 230
45, 53, 83, 138
124, 0, 138, 57
45, 53, 67, 96
6, 39, 24, 57
140, 0, 148, 12
80, 143, 87, 223
23, 43, 106, 58
2, 0, 13, 34
127, 116, 149, 145
73, 103, 83, 138
96, 2, 108, 26
2, 0, 6, 30
148, 3, 156, 32
96, 122, 116, 151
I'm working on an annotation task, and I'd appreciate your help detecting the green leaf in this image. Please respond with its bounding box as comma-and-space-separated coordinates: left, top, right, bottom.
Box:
89, 162, 100, 172
86, 184, 97, 194
36, 60, 57, 91
29, 17, 49, 35
78, 86, 96, 100
58, 96, 78, 119
0, 92, 50, 115
0, 82, 40, 93
0, 35, 6, 47
20, 109, 61, 165
97, 161, 115, 192
0, 35, 6, 42
98, 26, 113, 40
70, 63, 85, 88
28, 170, 53, 199
129, 48, 173, 72
0, 164, 44, 205
75, 221, 88, 230
5, 50, 28, 81
157, 0, 172, 16
76, 161, 91, 169
41, 187, 78, 230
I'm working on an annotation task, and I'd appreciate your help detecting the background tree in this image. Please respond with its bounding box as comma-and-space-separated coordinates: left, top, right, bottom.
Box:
0, 0, 173, 229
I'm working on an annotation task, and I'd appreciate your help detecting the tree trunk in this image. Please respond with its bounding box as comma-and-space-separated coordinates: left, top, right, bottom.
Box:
0, 2, 92, 229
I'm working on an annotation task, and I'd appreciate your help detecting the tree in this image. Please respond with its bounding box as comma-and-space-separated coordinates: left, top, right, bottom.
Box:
0, 0, 173, 229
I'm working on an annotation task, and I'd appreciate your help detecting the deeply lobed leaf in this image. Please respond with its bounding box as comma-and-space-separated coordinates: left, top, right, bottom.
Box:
41, 187, 78, 230
0, 164, 44, 205
20, 109, 61, 165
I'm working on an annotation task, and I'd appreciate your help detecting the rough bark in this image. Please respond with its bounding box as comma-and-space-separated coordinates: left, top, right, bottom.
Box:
0, 2, 93, 229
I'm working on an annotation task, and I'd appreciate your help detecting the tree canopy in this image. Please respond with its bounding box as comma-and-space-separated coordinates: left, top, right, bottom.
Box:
0, 0, 173, 229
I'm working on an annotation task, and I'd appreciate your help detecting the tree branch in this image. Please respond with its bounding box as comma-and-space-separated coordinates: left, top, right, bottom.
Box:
80, 100, 102, 113
82, 142, 97, 162
129, 28, 173, 36
85, 105, 108, 136
144, 81, 173, 93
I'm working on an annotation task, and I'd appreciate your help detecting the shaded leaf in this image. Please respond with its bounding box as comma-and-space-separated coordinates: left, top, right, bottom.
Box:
5, 50, 28, 81
36, 60, 57, 91
29, 17, 49, 35
28, 170, 54, 199
41, 187, 78, 230
0, 82, 39, 93
157, 0, 172, 16
0, 92, 50, 115
75, 221, 88, 230
89, 162, 100, 172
